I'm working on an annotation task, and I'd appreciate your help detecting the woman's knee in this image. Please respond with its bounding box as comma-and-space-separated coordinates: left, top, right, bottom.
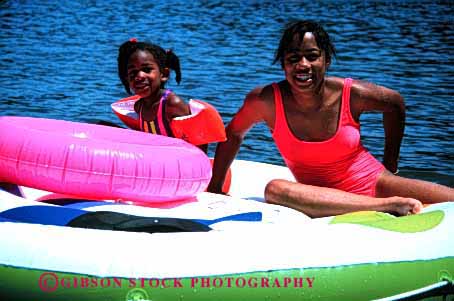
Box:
264, 179, 290, 202
375, 172, 397, 197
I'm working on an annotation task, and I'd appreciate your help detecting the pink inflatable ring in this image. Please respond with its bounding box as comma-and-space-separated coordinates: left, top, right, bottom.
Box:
0, 116, 211, 203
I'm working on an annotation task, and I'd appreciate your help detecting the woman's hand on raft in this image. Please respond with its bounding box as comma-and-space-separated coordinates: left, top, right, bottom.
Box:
386, 196, 423, 216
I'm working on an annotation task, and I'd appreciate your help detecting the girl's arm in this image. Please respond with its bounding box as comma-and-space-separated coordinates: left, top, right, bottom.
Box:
350, 81, 405, 173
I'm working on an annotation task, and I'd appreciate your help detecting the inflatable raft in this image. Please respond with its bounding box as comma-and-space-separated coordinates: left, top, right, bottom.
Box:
0, 162, 453, 300
0, 117, 453, 300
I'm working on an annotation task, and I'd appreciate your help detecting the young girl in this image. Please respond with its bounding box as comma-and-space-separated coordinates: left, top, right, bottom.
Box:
208, 20, 453, 217
116, 38, 225, 153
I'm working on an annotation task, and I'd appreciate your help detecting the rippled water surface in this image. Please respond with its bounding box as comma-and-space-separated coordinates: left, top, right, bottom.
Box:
0, 0, 452, 183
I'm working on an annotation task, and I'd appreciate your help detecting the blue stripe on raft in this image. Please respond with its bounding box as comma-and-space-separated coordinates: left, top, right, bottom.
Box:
0, 205, 263, 227
62, 203, 263, 224
0, 206, 85, 226
0, 216, 17, 223
193, 212, 263, 225
63, 201, 120, 210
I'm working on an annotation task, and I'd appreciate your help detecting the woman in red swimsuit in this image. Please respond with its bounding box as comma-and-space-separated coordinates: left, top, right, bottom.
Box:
208, 20, 453, 217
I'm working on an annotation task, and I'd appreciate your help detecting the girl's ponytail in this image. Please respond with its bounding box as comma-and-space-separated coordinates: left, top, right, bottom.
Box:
165, 49, 182, 84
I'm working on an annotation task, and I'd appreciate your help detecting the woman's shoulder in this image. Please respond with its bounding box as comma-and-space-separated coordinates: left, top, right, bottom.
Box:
345, 78, 403, 115
326, 77, 388, 98
325, 76, 346, 89
241, 84, 276, 123
348, 78, 400, 100
243, 84, 276, 106
326, 76, 376, 89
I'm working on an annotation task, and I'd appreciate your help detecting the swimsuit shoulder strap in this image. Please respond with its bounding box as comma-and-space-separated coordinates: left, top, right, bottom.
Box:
271, 83, 285, 133
138, 101, 145, 131
156, 89, 174, 137
341, 78, 358, 126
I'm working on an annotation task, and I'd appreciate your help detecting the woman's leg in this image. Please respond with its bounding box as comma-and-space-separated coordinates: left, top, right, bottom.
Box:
264, 179, 422, 218
375, 172, 454, 204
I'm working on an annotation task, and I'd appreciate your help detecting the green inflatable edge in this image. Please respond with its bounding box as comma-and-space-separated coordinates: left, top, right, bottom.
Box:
0, 257, 452, 300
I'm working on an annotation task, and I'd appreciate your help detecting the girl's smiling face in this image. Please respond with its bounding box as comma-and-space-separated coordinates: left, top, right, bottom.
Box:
127, 50, 168, 100
282, 32, 329, 94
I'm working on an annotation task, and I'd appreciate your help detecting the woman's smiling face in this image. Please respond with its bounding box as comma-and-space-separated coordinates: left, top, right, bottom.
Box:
282, 32, 329, 94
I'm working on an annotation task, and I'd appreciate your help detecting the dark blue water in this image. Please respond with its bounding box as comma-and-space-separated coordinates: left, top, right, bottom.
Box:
0, 0, 452, 184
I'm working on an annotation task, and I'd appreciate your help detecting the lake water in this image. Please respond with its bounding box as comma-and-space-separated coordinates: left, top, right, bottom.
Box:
0, 0, 452, 185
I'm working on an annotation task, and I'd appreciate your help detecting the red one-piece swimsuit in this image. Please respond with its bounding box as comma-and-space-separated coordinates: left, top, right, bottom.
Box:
271, 78, 385, 196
